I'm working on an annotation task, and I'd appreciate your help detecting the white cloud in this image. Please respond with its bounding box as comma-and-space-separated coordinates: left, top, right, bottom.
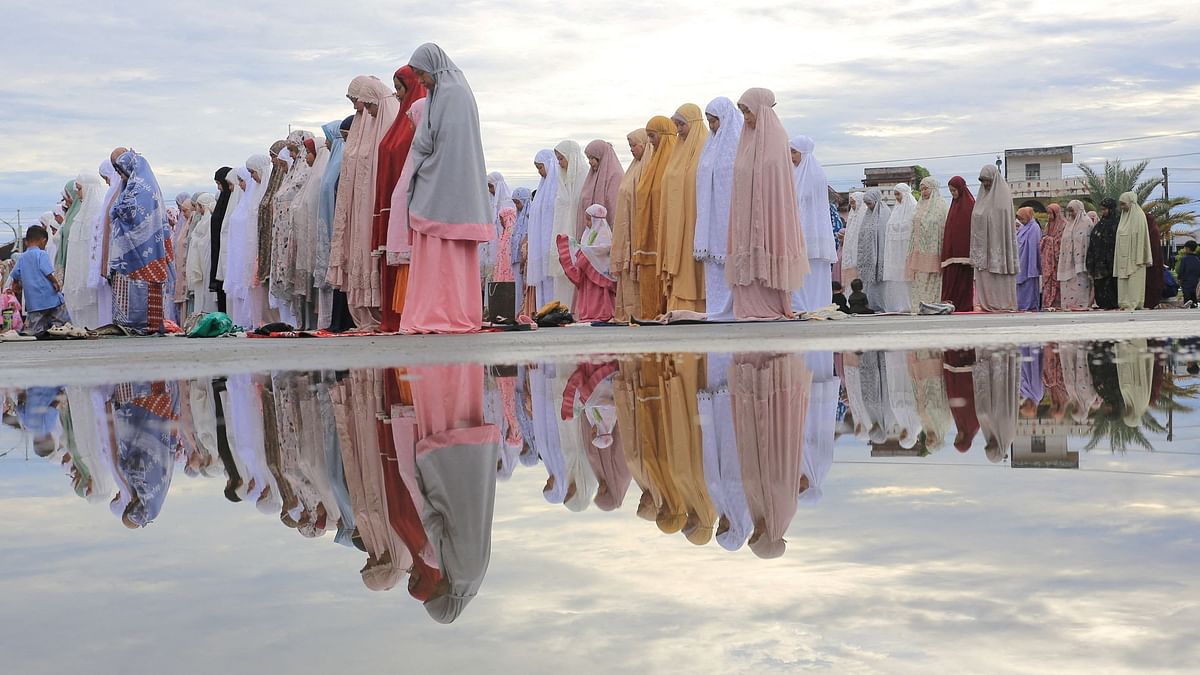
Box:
1, 1, 1198, 216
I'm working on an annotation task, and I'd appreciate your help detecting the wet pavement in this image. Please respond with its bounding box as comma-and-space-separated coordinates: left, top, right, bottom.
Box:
2, 339, 1199, 673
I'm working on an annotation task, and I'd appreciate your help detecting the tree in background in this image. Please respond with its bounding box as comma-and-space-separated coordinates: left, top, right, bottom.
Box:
911, 165, 930, 198
1079, 158, 1161, 205
1078, 158, 1196, 243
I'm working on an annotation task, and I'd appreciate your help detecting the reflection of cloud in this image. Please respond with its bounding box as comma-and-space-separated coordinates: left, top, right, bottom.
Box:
5, 437, 1200, 673
856, 486, 952, 497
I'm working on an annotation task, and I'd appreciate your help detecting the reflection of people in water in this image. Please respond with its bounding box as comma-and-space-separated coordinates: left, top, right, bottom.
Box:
1018, 345, 1044, 419
382, 368, 442, 600
530, 365, 568, 504
1116, 339, 1154, 428
494, 366, 523, 480
1088, 342, 1125, 422
884, 350, 922, 449
226, 374, 281, 513
209, 377, 245, 503
17, 386, 64, 459
614, 358, 665, 522
627, 358, 688, 533
273, 373, 329, 538
942, 349, 979, 452
334, 370, 413, 591
186, 379, 223, 479
553, 366, 599, 513
63, 385, 115, 503
731, 353, 811, 559
315, 376, 353, 546
562, 361, 631, 511
661, 354, 716, 545
110, 381, 181, 528
844, 352, 887, 444
410, 363, 500, 625
907, 349, 952, 451
800, 352, 838, 505
973, 349, 1018, 463
699, 352, 754, 550
1060, 344, 1100, 424
514, 366, 540, 468
1041, 345, 1070, 422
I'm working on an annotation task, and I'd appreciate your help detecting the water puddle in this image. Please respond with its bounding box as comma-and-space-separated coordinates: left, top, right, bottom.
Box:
3, 339, 1198, 671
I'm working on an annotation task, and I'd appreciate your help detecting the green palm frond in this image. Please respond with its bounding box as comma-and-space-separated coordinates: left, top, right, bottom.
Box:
1148, 197, 1199, 238
1077, 158, 1163, 207
1085, 411, 1156, 452
1141, 411, 1167, 435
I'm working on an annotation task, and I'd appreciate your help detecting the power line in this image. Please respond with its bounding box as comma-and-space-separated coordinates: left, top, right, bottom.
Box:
1078, 151, 1200, 165
825, 150, 1000, 168
1073, 129, 1200, 147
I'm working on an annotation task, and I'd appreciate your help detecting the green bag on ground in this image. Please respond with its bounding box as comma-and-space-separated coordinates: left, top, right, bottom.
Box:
188, 312, 235, 337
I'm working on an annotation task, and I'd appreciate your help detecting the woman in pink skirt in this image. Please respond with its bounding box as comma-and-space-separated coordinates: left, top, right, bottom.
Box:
400, 44, 494, 334
726, 88, 809, 320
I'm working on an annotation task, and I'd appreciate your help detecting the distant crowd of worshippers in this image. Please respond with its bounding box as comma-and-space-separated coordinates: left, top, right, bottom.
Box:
1, 41, 1184, 338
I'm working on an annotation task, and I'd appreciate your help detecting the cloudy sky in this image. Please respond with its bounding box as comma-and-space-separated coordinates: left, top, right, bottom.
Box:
2, 0, 1198, 240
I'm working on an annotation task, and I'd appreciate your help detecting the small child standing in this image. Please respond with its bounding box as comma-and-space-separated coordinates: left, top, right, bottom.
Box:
10, 225, 73, 336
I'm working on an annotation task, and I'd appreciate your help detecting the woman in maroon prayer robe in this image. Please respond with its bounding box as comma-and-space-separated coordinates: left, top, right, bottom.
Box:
939, 176, 975, 311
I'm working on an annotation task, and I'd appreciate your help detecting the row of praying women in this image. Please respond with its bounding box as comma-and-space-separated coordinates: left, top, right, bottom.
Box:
21, 44, 494, 334
27, 43, 1167, 334
495, 89, 845, 325
17, 148, 178, 333
840, 164, 1166, 314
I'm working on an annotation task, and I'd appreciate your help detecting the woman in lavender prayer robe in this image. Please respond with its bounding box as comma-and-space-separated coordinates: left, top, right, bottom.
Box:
1015, 207, 1042, 311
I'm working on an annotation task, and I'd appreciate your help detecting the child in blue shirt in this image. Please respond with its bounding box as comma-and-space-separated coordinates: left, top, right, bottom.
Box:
10, 225, 72, 335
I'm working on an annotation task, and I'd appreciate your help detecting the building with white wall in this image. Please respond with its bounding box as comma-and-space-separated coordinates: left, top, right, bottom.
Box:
1004, 146, 1090, 211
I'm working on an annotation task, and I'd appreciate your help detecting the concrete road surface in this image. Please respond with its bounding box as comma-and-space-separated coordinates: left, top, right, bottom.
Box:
3, 310, 1199, 387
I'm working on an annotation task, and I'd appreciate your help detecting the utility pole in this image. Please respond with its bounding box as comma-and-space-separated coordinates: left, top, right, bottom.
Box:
1161, 168, 1170, 263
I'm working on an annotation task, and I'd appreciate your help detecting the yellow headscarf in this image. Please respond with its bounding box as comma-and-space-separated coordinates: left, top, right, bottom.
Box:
612, 129, 652, 274
660, 104, 709, 276
633, 116, 678, 267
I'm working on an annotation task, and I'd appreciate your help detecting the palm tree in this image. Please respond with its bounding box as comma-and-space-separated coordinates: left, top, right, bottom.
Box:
1078, 159, 1196, 242
1147, 196, 1199, 240
1078, 158, 1162, 206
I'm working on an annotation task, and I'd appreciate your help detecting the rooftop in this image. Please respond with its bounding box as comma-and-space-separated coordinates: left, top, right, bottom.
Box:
1005, 145, 1074, 161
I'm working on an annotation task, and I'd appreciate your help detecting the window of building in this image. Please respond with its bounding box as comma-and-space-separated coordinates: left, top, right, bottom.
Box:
1025, 163, 1041, 180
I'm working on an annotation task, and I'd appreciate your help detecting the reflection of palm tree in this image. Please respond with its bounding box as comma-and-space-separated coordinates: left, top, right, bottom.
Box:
1084, 341, 1162, 454
1084, 412, 1155, 452
1154, 374, 1198, 415
1082, 342, 1198, 453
